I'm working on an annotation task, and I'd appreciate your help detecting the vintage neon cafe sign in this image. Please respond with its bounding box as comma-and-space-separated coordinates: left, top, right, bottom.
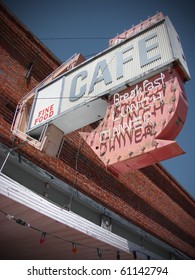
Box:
27, 13, 189, 135
17, 13, 190, 173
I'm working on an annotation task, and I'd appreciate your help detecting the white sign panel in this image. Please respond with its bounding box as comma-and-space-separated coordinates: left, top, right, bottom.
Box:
28, 16, 189, 135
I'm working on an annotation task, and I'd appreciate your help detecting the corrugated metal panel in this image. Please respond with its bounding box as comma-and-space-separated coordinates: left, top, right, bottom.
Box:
0, 173, 163, 259
56, 22, 174, 124
60, 21, 173, 112
27, 17, 189, 136
135, 23, 171, 73
165, 17, 190, 79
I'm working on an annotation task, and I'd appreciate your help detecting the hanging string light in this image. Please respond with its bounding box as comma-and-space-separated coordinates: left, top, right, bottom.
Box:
1, 208, 150, 260
39, 232, 46, 244
116, 250, 120, 260
72, 242, 77, 254
15, 218, 28, 226
133, 250, 137, 260
97, 248, 102, 258
6, 214, 14, 220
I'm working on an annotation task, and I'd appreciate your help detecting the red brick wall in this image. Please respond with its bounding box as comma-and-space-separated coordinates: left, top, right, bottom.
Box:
1, 4, 195, 258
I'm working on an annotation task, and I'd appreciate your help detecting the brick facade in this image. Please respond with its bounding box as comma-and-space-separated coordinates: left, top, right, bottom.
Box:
1, 4, 195, 258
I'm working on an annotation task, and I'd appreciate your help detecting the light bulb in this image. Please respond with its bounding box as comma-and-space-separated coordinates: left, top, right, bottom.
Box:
40, 232, 46, 244
72, 243, 77, 254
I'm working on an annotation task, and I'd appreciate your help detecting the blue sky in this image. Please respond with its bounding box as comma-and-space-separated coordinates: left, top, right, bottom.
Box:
3, 0, 195, 199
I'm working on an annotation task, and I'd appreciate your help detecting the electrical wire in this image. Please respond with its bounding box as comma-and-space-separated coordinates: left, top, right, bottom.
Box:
0, 208, 125, 258
62, 129, 84, 211
0, 140, 28, 173
40, 37, 111, 40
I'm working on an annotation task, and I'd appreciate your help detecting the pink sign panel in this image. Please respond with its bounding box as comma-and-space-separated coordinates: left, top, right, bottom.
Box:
80, 67, 188, 174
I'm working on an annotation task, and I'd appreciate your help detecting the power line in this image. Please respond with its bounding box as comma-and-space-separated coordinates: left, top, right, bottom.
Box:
40, 37, 111, 40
